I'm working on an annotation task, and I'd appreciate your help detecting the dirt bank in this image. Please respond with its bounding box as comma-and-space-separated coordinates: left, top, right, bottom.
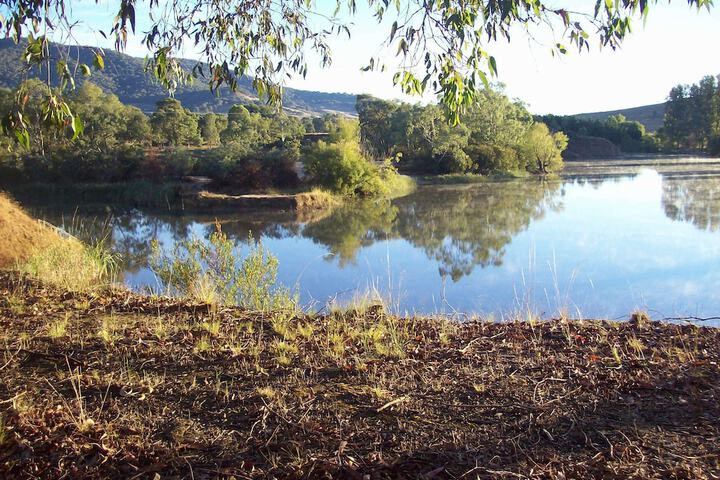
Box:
181, 189, 340, 213
0, 193, 61, 268
0, 272, 718, 478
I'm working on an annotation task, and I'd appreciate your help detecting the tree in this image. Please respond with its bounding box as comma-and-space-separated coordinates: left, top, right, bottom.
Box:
662, 75, 720, 151
220, 104, 265, 148
303, 118, 393, 196
199, 113, 221, 145
356, 95, 410, 159
520, 123, 567, 174
121, 107, 152, 145
691, 75, 719, 149
150, 98, 201, 147
71, 82, 145, 150
1, 1, 714, 143
359, 88, 552, 174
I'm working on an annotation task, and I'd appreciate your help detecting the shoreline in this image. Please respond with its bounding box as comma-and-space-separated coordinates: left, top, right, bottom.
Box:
1, 271, 719, 478
1, 175, 418, 215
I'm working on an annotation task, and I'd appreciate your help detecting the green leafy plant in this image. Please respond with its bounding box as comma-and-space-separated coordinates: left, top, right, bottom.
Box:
150, 225, 297, 312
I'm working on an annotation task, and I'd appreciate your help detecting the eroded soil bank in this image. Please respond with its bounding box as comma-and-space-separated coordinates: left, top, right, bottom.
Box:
0, 272, 718, 479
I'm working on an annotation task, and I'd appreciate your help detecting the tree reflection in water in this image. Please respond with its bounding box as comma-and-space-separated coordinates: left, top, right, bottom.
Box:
662, 173, 720, 232
30, 178, 564, 284
302, 179, 563, 281
393, 180, 563, 281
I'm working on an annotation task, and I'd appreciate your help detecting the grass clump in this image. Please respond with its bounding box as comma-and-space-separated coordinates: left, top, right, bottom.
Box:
195, 336, 212, 353
201, 319, 222, 336
272, 340, 299, 366
97, 317, 121, 345
48, 316, 69, 338
294, 189, 341, 210
3, 293, 25, 315
20, 239, 116, 292
149, 317, 170, 341
256, 386, 276, 399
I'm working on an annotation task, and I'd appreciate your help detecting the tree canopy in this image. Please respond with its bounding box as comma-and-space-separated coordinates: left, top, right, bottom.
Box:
356, 90, 567, 174
661, 75, 720, 152
0, 0, 714, 143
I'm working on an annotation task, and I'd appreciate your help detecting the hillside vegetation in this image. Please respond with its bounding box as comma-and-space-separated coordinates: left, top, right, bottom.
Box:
0, 38, 356, 116
575, 103, 666, 132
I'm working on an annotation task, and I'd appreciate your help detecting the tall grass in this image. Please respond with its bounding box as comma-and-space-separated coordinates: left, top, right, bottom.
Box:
20, 238, 117, 291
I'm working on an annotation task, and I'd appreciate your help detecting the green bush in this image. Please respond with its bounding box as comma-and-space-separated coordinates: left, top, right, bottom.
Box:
303, 139, 385, 196
150, 226, 297, 311
163, 148, 197, 178
471, 144, 521, 173
434, 145, 474, 173
195, 144, 300, 190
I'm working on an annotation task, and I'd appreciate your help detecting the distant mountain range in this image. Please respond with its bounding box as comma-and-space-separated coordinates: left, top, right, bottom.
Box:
0, 38, 668, 128
574, 103, 666, 132
0, 38, 357, 116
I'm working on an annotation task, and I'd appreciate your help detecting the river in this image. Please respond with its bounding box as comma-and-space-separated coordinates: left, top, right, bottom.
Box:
28, 157, 720, 323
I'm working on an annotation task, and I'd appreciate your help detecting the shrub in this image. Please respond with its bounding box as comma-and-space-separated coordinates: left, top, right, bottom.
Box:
150, 225, 297, 311
433, 145, 474, 173
195, 144, 300, 190
303, 139, 386, 196
464, 144, 521, 173
163, 148, 197, 178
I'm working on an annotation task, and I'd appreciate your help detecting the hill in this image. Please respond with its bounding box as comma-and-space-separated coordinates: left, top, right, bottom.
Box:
0, 38, 357, 116
574, 102, 666, 132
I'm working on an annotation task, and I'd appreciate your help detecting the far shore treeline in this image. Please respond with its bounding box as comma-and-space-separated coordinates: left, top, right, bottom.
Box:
0, 74, 718, 196
540, 74, 720, 158
0, 80, 568, 195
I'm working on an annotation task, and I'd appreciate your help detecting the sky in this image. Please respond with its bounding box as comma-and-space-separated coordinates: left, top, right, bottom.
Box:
66, 0, 720, 115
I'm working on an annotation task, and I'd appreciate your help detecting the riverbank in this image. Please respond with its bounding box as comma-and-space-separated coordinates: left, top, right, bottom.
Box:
1, 271, 718, 478
3, 176, 416, 214
4, 181, 343, 216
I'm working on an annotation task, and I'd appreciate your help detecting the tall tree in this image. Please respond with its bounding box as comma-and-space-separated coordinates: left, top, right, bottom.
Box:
356, 95, 410, 159
663, 85, 691, 149
199, 113, 221, 145
121, 107, 152, 145
692, 75, 719, 148
150, 98, 201, 147
663, 76, 720, 151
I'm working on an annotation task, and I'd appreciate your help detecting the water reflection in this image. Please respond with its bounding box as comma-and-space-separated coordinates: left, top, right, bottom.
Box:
392, 180, 563, 281
302, 199, 398, 266
662, 173, 720, 231
298, 179, 563, 280
26, 159, 720, 319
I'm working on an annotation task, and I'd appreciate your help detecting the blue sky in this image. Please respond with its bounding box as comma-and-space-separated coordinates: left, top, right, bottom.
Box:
68, 1, 720, 115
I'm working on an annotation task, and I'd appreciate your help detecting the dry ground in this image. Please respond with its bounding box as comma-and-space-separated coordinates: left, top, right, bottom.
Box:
0, 271, 718, 479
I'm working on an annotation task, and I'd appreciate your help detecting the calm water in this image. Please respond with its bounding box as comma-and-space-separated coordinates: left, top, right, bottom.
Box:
30, 157, 720, 323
